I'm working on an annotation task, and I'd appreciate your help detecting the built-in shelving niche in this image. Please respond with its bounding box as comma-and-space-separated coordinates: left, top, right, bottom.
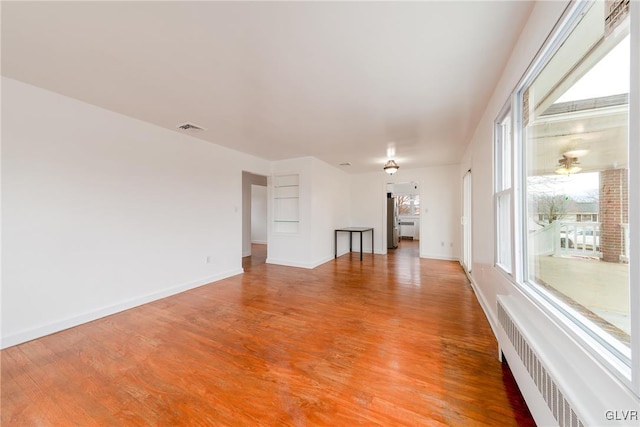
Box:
273, 174, 299, 233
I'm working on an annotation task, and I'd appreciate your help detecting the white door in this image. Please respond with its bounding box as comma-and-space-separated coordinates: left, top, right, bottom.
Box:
462, 170, 472, 273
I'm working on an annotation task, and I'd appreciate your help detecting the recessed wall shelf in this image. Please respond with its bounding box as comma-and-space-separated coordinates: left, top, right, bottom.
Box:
273, 174, 299, 233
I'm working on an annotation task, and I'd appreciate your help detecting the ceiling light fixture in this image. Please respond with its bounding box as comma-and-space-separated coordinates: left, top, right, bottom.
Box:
384, 160, 399, 175
555, 154, 581, 175
555, 165, 582, 175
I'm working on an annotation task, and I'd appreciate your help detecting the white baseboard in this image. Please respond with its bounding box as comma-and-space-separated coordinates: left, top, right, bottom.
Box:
0, 269, 243, 349
267, 251, 366, 269
419, 252, 458, 261
251, 240, 267, 245
266, 257, 317, 269
242, 250, 251, 257
466, 274, 500, 341
310, 254, 339, 268
334, 250, 352, 258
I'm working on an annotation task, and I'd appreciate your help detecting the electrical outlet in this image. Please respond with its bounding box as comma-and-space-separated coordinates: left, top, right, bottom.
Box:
206, 256, 212, 264
441, 241, 444, 247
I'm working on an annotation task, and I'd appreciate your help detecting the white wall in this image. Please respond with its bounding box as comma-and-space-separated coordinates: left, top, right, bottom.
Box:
1, 77, 270, 348
267, 156, 350, 268
251, 184, 267, 244
310, 157, 351, 265
390, 181, 419, 195
350, 165, 460, 260
348, 172, 386, 253
461, 1, 640, 424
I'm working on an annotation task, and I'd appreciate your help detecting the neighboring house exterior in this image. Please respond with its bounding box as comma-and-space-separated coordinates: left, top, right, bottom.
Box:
536, 200, 599, 224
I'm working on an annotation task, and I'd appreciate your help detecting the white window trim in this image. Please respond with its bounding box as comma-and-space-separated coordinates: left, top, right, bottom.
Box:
494, 102, 514, 275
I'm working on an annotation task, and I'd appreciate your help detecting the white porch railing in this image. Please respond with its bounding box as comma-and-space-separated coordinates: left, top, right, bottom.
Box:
529, 223, 555, 256
557, 221, 601, 257
530, 221, 602, 258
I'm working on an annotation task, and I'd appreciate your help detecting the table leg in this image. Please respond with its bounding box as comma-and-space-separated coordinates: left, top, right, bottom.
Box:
335, 230, 337, 259
349, 232, 353, 253
360, 232, 363, 261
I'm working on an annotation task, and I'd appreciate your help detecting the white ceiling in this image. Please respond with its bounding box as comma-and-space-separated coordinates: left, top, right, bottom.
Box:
2, 1, 534, 174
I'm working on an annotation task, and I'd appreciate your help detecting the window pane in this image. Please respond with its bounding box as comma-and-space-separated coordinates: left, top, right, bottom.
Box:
523, 3, 630, 350
397, 195, 420, 216
496, 114, 512, 192
501, 116, 511, 190
397, 195, 411, 216
497, 192, 512, 272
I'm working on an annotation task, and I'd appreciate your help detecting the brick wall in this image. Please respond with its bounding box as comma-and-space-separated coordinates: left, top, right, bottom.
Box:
599, 169, 629, 263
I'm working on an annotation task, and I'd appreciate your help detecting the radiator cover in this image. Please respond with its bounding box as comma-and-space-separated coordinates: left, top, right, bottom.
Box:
498, 300, 585, 427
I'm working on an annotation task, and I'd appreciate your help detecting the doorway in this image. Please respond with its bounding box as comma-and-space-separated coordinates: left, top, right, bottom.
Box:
242, 171, 267, 269
385, 181, 420, 257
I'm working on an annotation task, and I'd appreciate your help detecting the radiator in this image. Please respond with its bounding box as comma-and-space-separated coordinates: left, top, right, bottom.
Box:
399, 221, 414, 239
498, 300, 585, 427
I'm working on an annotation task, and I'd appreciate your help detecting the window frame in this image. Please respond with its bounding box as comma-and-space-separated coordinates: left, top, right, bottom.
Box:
397, 194, 420, 217
494, 102, 514, 275
505, 0, 639, 395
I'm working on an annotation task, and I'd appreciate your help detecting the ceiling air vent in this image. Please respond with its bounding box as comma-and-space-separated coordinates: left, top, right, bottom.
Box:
176, 122, 207, 131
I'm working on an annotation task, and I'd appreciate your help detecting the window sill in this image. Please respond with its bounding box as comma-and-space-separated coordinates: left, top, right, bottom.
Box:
511, 278, 634, 393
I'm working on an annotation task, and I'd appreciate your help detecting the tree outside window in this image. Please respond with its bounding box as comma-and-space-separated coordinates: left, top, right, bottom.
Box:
397, 195, 420, 216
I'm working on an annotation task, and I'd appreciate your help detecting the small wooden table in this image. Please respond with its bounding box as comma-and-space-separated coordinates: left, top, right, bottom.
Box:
335, 227, 374, 261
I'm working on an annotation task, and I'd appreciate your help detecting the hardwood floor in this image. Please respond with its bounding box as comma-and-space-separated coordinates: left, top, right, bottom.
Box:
242, 243, 267, 270
1, 241, 535, 426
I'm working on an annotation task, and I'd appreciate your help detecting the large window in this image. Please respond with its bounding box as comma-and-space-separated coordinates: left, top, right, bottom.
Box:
511, 0, 636, 384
